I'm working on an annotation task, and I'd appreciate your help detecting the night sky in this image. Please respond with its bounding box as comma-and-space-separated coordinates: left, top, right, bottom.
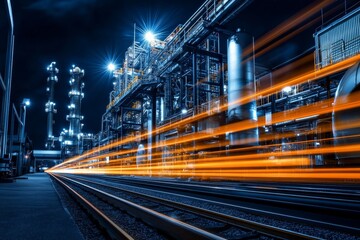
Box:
1, 0, 354, 149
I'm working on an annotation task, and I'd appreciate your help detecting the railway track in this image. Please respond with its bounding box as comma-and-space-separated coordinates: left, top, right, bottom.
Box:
74, 174, 360, 234
92, 175, 360, 218
148, 178, 360, 200
50, 173, 320, 240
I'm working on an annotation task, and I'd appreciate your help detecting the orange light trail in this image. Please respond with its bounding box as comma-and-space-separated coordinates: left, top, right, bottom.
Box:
60, 128, 360, 176
51, 52, 359, 172
47, 0, 360, 183
49, 85, 360, 172
49, 61, 360, 177
49, 135, 360, 182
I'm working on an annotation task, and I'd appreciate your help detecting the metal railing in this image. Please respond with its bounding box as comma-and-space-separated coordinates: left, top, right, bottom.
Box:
315, 36, 360, 69
106, 0, 247, 111
106, 76, 142, 110
153, 0, 244, 75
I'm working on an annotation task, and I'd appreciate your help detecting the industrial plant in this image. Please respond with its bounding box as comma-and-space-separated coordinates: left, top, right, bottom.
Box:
1, 0, 360, 239
45, 0, 360, 180
1, 0, 359, 179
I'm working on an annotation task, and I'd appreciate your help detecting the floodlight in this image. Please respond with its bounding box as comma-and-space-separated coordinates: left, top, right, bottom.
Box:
144, 31, 155, 43
23, 98, 31, 106
107, 63, 116, 71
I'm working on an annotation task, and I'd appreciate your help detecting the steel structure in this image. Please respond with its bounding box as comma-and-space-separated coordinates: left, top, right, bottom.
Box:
60, 66, 85, 158
0, 0, 14, 177
100, 0, 256, 169
53, 1, 360, 178
45, 62, 58, 149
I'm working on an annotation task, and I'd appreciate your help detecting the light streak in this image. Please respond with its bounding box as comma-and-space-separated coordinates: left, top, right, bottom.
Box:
47, 0, 360, 183
51, 52, 360, 172
49, 84, 360, 175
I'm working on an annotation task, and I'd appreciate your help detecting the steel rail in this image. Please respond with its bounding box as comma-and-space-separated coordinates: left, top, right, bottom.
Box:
127, 178, 360, 199
100, 176, 360, 215
62, 174, 322, 240
89, 175, 360, 234
49, 173, 134, 240
52, 173, 226, 240
115, 176, 360, 200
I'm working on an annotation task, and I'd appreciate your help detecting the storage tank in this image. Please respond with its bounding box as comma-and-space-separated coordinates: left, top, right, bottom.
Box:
227, 30, 258, 147
332, 62, 360, 164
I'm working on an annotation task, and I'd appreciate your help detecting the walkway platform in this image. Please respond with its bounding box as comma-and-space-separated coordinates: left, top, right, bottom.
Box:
0, 173, 83, 240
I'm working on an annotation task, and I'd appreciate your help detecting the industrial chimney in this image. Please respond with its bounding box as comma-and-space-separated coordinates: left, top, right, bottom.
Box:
45, 62, 58, 149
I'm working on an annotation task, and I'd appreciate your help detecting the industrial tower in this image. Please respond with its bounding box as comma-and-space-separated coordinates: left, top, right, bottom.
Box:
60, 65, 85, 157
45, 62, 58, 149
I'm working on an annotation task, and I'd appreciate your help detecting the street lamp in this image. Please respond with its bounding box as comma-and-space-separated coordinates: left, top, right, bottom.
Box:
23, 98, 30, 107
20, 98, 30, 138
18, 98, 30, 175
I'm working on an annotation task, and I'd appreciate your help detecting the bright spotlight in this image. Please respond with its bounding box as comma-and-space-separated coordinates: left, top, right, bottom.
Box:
107, 63, 116, 71
23, 98, 31, 106
144, 31, 155, 43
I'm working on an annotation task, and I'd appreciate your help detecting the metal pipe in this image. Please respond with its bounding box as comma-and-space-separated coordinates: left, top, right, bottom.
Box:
160, 97, 165, 122
227, 29, 258, 147
0, 0, 14, 158
0, 74, 5, 92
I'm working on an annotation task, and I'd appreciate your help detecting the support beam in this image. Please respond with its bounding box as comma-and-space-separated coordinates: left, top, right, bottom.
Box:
0, 0, 15, 158
192, 53, 198, 111
184, 44, 223, 59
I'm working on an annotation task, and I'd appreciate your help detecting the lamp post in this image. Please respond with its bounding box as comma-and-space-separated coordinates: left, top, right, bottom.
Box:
17, 98, 30, 175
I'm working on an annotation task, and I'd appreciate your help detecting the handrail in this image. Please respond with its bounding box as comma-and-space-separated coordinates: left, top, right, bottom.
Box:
315, 36, 360, 69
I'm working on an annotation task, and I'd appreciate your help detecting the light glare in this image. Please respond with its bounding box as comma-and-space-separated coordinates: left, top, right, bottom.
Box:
282, 86, 292, 93
23, 98, 31, 106
145, 31, 155, 43
107, 63, 116, 71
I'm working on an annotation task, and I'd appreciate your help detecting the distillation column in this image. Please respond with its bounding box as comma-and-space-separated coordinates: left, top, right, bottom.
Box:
227, 30, 258, 147
66, 66, 84, 155
45, 62, 58, 149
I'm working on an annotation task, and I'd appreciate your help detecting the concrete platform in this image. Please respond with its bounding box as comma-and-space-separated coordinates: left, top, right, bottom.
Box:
0, 173, 83, 240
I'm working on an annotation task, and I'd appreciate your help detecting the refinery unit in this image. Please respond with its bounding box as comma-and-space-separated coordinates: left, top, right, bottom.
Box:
1, 1, 360, 239
0, 1, 359, 178
46, 0, 360, 178
48, 1, 360, 176
43, 63, 93, 159
44, 62, 58, 150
